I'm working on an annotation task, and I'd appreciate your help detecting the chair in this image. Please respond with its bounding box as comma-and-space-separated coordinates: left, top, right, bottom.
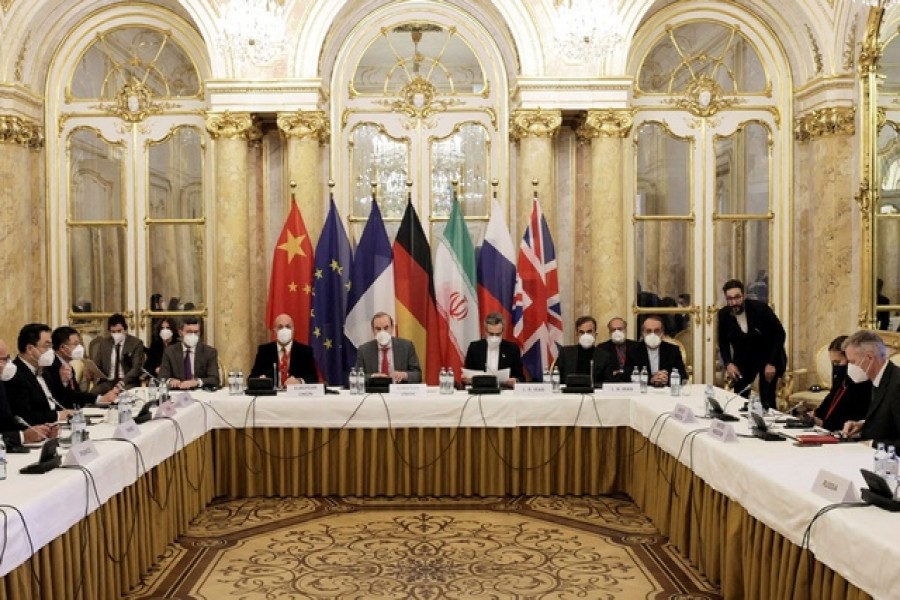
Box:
788, 343, 831, 411
664, 335, 692, 383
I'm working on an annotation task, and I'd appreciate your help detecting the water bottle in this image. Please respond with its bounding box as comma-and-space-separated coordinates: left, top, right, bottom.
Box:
670, 368, 681, 396
631, 367, 640, 384
227, 370, 235, 395
354, 367, 364, 394
874, 442, 888, 476
749, 392, 764, 420
237, 370, 244, 394
639, 366, 648, 393
0, 436, 7, 481
446, 367, 455, 393
118, 392, 133, 423
148, 378, 159, 404
71, 409, 87, 445
542, 366, 551, 384
158, 378, 169, 404
884, 445, 899, 492
705, 383, 716, 415
550, 366, 561, 393
348, 367, 358, 395
439, 367, 448, 394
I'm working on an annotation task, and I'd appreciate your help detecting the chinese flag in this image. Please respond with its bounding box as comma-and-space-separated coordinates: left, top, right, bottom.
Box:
266, 195, 314, 343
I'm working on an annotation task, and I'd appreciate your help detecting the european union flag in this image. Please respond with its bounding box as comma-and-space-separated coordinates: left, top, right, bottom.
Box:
310, 199, 353, 385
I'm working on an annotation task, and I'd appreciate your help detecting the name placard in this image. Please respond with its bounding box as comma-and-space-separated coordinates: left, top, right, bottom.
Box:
811, 469, 859, 503
599, 382, 639, 395
672, 403, 697, 424
154, 401, 177, 419
173, 392, 194, 408
286, 383, 326, 397
708, 419, 737, 442
516, 383, 553, 394
113, 420, 140, 440
63, 441, 100, 466
389, 383, 427, 397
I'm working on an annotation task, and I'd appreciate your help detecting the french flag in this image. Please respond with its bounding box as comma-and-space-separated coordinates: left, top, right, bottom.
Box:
477, 198, 517, 334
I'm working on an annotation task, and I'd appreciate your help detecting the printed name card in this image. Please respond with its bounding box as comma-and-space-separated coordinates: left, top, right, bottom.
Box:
671, 403, 697, 423
811, 469, 859, 503
286, 384, 326, 397
599, 383, 639, 395
390, 383, 427, 397
63, 441, 99, 466
154, 401, 177, 419
173, 392, 194, 408
113, 420, 140, 440
516, 383, 553, 394
708, 419, 737, 442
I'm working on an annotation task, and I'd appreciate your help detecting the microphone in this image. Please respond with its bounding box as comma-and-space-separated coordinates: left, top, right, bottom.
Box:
722, 383, 753, 413
141, 368, 159, 386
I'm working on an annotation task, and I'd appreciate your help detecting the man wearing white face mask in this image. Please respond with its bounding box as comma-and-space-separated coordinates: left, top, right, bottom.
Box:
159, 316, 220, 390
463, 312, 525, 386
5, 323, 73, 427
841, 330, 900, 446
628, 315, 687, 387
250, 313, 319, 386
44, 326, 118, 408
90, 313, 146, 394
598, 317, 642, 382
554, 316, 615, 385
355, 312, 421, 384
0, 339, 55, 446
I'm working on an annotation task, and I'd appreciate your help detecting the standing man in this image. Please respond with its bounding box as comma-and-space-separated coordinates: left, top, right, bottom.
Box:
159, 316, 220, 390
90, 313, 145, 394
250, 313, 319, 385
554, 316, 615, 385
841, 331, 900, 447
463, 312, 525, 384
355, 312, 421, 383
628, 315, 687, 387
598, 317, 642, 382
717, 278, 786, 409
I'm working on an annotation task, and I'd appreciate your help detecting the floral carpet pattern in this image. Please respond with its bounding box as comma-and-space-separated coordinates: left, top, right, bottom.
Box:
126, 495, 720, 599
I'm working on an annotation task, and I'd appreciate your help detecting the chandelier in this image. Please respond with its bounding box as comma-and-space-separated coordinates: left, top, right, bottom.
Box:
553, 0, 624, 64
220, 0, 286, 67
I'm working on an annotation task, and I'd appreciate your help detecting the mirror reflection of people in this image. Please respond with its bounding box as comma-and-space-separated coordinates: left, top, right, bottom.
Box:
250, 314, 319, 385
807, 335, 871, 431
876, 278, 891, 331
716, 279, 786, 410
354, 312, 421, 384
462, 312, 524, 386
145, 317, 180, 377
158, 316, 220, 390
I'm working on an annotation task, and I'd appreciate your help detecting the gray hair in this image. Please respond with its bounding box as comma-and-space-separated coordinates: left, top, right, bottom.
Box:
842, 330, 887, 360
484, 312, 504, 327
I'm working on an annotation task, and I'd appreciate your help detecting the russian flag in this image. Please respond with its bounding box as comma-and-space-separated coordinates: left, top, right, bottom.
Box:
477, 198, 517, 334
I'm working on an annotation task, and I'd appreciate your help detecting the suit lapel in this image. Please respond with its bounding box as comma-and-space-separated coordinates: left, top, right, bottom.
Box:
866, 363, 894, 420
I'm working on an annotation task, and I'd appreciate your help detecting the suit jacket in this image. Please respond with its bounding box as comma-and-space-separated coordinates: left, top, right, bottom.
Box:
717, 299, 786, 375
44, 355, 98, 409
813, 377, 871, 432
861, 361, 900, 447
597, 339, 642, 382
4, 357, 59, 426
554, 345, 614, 384
627, 341, 687, 381
0, 382, 27, 448
91, 334, 146, 391
250, 340, 319, 383
158, 343, 220, 388
464, 339, 525, 382
355, 337, 421, 383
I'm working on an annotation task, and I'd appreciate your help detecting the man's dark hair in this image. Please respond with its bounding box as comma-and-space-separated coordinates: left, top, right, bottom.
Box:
575, 316, 597, 331
722, 279, 744, 294
181, 315, 201, 328
52, 326, 79, 350
107, 313, 128, 331
641, 314, 665, 331
828, 335, 849, 354
18, 323, 51, 353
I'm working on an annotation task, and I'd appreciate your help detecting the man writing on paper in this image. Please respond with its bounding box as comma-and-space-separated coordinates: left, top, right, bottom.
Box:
463, 312, 524, 386
354, 312, 421, 383
250, 313, 319, 386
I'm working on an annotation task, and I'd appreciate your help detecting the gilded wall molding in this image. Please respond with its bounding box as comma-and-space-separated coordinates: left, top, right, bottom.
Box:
576, 109, 634, 139
205, 111, 255, 140
277, 110, 330, 144
0, 115, 44, 149
805, 24, 824, 75
793, 107, 855, 142
509, 108, 562, 140
14, 31, 30, 82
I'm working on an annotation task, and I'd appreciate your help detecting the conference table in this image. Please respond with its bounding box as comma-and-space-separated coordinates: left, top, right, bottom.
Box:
0, 385, 895, 600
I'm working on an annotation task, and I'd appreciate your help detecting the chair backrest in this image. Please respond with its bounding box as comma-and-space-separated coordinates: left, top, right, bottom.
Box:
664, 334, 692, 381
813, 343, 832, 388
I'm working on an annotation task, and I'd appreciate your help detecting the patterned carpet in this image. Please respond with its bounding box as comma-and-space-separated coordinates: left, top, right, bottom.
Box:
125, 495, 720, 599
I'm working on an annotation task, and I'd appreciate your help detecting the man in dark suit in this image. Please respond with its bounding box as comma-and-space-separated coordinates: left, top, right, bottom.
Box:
250, 313, 319, 385
45, 326, 119, 408
463, 312, 525, 385
0, 339, 54, 446
628, 315, 687, 387
841, 331, 900, 447
159, 316, 220, 389
554, 315, 614, 385
90, 313, 146, 394
4, 324, 73, 427
717, 278, 786, 410
355, 312, 421, 383
597, 316, 642, 382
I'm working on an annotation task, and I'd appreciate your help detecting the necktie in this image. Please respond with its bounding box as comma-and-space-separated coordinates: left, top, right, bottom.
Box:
616, 346, 626, 368
184, 349, 193, 380
380, 347, 390, 375
113, 343, 122, 384
279, 348, 290, 386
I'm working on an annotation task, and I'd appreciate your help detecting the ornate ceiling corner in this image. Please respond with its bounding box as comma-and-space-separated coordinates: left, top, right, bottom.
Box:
509, 108, 562, 140
277, 110, 330, 144
664, 74, 743, 118
793, 106, 855, 142
0, 115, 44, 150
576, 109, 634, 140
205, 111, 255, 140
14, 31, 30, 83
843, 19, 858, 72
805, 24, 824, 75
93, 78, 178, 123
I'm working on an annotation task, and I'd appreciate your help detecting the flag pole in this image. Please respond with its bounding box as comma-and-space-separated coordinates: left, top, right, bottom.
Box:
491, 178, 498, 200
370, 181, 378, 204
406, 179, 413, 205
451, 179, 459, 202
328, 178, 335, 201
532, 177, 538, 199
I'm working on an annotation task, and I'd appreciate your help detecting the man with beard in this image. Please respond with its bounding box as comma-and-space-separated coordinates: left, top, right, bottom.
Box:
717, 278, 787, 410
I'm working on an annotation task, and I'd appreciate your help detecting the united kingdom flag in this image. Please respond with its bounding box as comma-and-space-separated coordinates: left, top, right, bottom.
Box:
512, 196, 563, 381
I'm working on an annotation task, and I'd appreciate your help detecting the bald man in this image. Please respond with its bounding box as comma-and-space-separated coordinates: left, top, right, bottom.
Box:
250, 314, 319, 385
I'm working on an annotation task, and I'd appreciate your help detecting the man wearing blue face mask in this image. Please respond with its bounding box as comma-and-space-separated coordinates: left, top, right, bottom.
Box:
463, 312, 525, 385
159, 316, 220, 390
841, 331, 900, 446
628, 315, 686, 387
